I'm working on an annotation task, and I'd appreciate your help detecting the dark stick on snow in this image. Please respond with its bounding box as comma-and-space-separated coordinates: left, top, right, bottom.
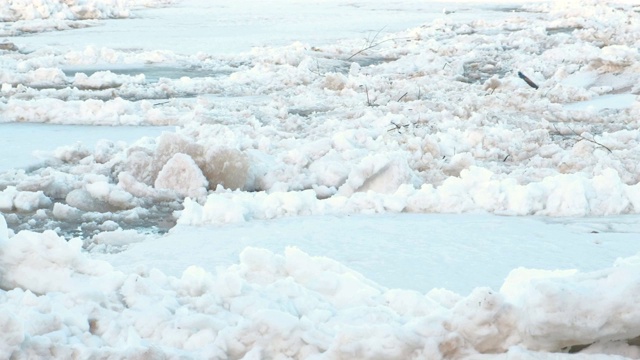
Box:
518, 71, 539, 89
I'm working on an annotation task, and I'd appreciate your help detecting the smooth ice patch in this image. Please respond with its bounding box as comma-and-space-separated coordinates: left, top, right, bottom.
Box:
564, 93, 637, 111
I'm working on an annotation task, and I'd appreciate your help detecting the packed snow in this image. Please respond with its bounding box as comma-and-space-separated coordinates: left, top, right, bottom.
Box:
2, 0, 640, 358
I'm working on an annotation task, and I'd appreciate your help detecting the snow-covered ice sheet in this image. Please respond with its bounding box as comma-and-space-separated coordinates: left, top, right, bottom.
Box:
11, 0, 530, 55
564, 93, 638, 111
3, 212, 640, 359
98, 213, 640, 295
0, 123, 173, 172
3, 0, 640, 358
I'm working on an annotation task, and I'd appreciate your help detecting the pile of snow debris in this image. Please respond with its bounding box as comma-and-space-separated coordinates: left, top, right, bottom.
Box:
0, 0, 175, 35
1, 0, 640, 232
2, 214, 640, 359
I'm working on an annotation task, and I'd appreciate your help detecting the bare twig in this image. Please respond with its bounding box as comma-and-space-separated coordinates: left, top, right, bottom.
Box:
308, 58, 323, 76
388, 122, 409, 132
566, 124, 612, 153
397, 92, 408, 102
346, 26, 390, 61
551, 123, 612, 153
360, 85, 375, 106
365, 85, 371, 106
547, 110, 638, 179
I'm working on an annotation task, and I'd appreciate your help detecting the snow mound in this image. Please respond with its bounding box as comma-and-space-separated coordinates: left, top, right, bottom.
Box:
0, 0, 176, 36
154, 152, 208, 201
0, 0, 128, 22
0, 0, 174, 22
0, 186, 52, 212
1, 228, 640, 358
179, 167, 640, 225
125, 131, 250, 194
0, 227, 122, 294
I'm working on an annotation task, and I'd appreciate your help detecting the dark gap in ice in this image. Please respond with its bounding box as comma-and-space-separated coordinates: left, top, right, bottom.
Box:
611, 85, 633, 95
1, 20, 97, 38
490, 6, 533, 13
324, 56, 398, 74
546, 26, 583, 35
458, 61, 507, 84
62, 66, 233, 83
542, 215, 640, 234
0, 41, 18, 51
3, 202, 180, 240
566, 343, 591, 353
27, 83, 122, 91
12, 84, 217, 101
288, 107, 331, 117
567, 336, 640, 354
354, 56, 397, 67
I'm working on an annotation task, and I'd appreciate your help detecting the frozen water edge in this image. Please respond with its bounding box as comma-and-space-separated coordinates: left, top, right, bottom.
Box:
0, 123, 174, 172
563, 93, 638, 111
96, 212, 640, 295
60, 64, 233, 84
0, 123, 176, 238
13, 0, 531, 55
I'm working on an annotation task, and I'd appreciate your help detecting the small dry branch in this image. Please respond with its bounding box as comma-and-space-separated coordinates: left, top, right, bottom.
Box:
346, 26, 391, 61
360, 85, 376, 106
388, 122, 410, 132
552, 123, 612, 153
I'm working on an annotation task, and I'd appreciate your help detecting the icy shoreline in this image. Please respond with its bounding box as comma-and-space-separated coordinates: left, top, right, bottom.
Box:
3, 213, 640, 359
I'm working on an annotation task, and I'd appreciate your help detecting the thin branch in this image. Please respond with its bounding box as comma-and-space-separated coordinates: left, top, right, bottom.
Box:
309, 58, 323, 76
346, 39, 394, 61
551, 122, 612, 154
360, 85, 374, 106
388, 122, 409, 132
346, 26, 390, 61
565, 124, 612, 153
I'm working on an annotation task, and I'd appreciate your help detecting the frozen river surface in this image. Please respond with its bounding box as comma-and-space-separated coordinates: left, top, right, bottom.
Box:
0, 123, 173, 172
17, 0, 518, 55
3, 1, 640, 358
